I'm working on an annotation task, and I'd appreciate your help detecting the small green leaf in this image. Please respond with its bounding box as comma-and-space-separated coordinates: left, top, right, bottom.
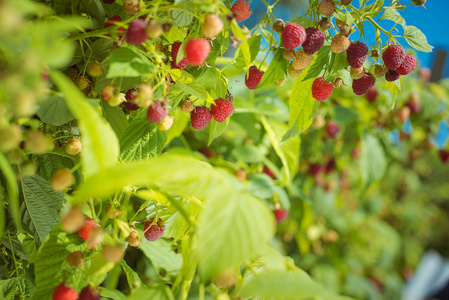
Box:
107, 46, 155, 78
257, 48, 288, 88
141, 239, 183, 282
170, 69, 211, 102
247, 174, 276, 199
172, 10, 194, 27
36, 96, 74, 126
165, 109, 189, 147
360, 132, 387, 188
234, 34, 262, 69
120, 260, 143, 291
231, 21, 251, 68
302, 46, 332, 82
0, 152, 20, 231
208, 118, 230, 146
403, 25, 433, 53
380, 7, 406, 27
385, 80, 400, 110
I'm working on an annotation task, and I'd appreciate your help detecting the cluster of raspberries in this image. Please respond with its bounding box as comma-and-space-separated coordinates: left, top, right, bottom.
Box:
178, 98, 234, 130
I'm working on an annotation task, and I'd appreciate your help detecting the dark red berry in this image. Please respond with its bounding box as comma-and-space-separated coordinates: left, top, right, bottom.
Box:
144, 218, 165, 241
396, 53, 417, 75
211, 98, 233, 122
282, 23, 307, 50
190, 106, 212, 130
382, 45, 405, 70
366, 87, 378, 103
262, 166, 276, 179
126, 19, 148, 45
104, 16, 125, 37
326, 121, 339, 138
352, 73, 375, 95
171, 42, 188, 69
325, 158, 336, 174
346, 42, 368, 68
385, 69, 400, 82
405, 101, 420, 114
308, 163, 325, 177
302, 27, 325, 54
124, 89, 139, 111
274, 209, 289, 223
439, 150, 449, 164
79, 285, 100, 300
245, 66, 264, 90
147, 102, 167, 123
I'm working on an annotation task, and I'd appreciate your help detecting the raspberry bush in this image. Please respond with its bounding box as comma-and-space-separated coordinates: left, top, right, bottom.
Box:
0, 0, 447, 299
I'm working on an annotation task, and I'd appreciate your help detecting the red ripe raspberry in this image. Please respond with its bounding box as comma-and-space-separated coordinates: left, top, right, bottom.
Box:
211, 98, 234, 122
382, 45, 405, 70
346, 42, 368, 68
245, 66, 264, 89
326, 121, 339, 138
274, 209, 289, 223
52, 283, 78, 300
79, 285, 100, 300
171, 42, 188, 69
302, 27, 325, 54
385, 69, 400, 82
396, 53, 417, 75
126, 19, 148, 45
262, 166, 276, 179
124, 89, 139, 111
282, 23, 306, 50
366, 87, 378, 103
308, 163, 325, 177
352, 73, 375, 95
144, 218, 165, 241
147, 101, 167, 123
439, 150, 449, 164
230, 0, 252, 23
312, 77, 333, 101
78, 219, 98, 241
185, 38, 210, 66
104, 16, 124, 37
190, 106, 212, 130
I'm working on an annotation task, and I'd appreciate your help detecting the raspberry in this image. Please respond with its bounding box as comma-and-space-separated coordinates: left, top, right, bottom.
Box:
127, 230, 141, 248
78, 219, 98, 241
171, 42, 188, 69
262, 166, 276, 179
366, 87, 378, 103
319, 18, 331, 30
64, 136, 82, 156
87, 61, 103, 77
273, 19, 285, 33
190, 106, 212, 130
211, 98, 234, 122
25, 130, 54, 154
147, 101, 168, 123
101, 84, 116, 100
308, 163, 325, 177
102, 244, 125, 263
185, 38, 210, 66
51, 168, 74, 191
245, 66, 264, 89
318, 0, 335, 16
274, 209, 289, 223
325, 158, 336, 174
0, 125, 21, 152
145, 22, 163, 40
234, 169, 247, 180
126, 19, 148, 45
283, 49, 295, 60
157, 115, 174, 131
374, 64, 387, 77
346, 42, 368, 68
66, 251, 84, 268
330, 34, 350, 53
123, 0, 139, 15
61, 207, 86, 234
275, 78, 286, 87
312, 77, 333, 101
53, 283, 78, 300
339, 24, 351, 37
108, 93, 125, 107
79, 285, 100, 300
382, 45, 405, 70
180, 98, 195, 113
74, 76, 90, 91
396, 53, 417, 75
144, 218, 165, 241
439, 150, 449, 164
135, 84, 153, 108
326, 121, 339, 138
124, 89, 140, 111
302, 27, 325, 55
282, 23, 306, 50
230, 0, 252, 23
352, 73, 375, 95
350, 66, 365, 79
292, 50, 313, 70
203, 14, 223, 38
385, 69, 400, 82
288, 63, 302, 78
406, 94, 420, 114
104, 16, 124, 37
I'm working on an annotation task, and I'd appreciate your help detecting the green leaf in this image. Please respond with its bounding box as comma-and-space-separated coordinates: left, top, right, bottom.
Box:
385, 80, 400, 110
172, 10, 194, 27
125, 284, 174, 300
360, 132, 387, 188
0, 152, 20, 232
101, 100, 129, 138
51, 71, 120, 178
334, 105, 359, 125
302, 46, 332, 82
119, 110, 167, 161
107, 46, 155, 78
230, 145, 266, 163
403, 25, 433, 53
282, 77, 318, 142
99, 287, 126, 300
170, 69, 211, 102
234, 34, 262, 69
120, 260, 144, 291
380, 7, 406, 27
33, 153, 81, 185
197, 191, 274, 279
85, 39, 114, 61
36, 96, 74, 126
141, 239, 183, 282
20, 175, 65, 245
0, 277, 21, 300
208, 118, 230, 146
231, 21, 251, 68
257, 48, 288, 88
247, 174, 275, 199
165, 109, 189, 147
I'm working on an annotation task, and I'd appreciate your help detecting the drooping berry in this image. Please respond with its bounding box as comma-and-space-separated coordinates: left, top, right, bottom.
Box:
211, 98, 234, 122
203, 14, 223, 38
230, 0, 252, 23
397, 107, 410, 122
283, 49, 295, 60
51, 168, 74, 191
396, 53, 417, 75
171, 42, 189, 69
346, 42, 368, 68
292, 50, 313, 70
319, 17, 332, 30
135, 84, 153, 108
0, 125, 21, 152
262, 166, 276, 179
157, 115, 174, 131
52, 283, 78, 300
312, 77, 333, 101
78, 219, 98, 241
126, 19, 148, 45
25, 130, 54, 154
101, 84, 116, 100
185, 38, 210, 66
61, 207, 86, 234
385, 69, 400, 82
147, 101, 168, 123
102, 244, 125, 263
333, 78, 343, 88
302, 27, 325, 55
144, 218, 165, 241
352, 73, 375, 95
180, 98, 195, 113
366, 87, 378, 103
245, 66, 264, 89
273, 19, 285, 33
123, 0, 139, 15
382, 45, 405, 70
190, 106, 212, 130
282, 23, 306, 50
326, 121, 339, 138
145, 22, 163, 40
339, 24, 351, 37
79, 285, 100, 300
439, 150, 449, 164
66, 251, 84, 268
274, 209, 289, 223
317, 0, 335, 16
412, 0, 426, 6
127, 230, 141, 248
350, 66, 365, 79
374, 64, 388, 77
87, 61, 103, 77
330, 34, 350, 53
124, 89, 140, 111
288, 63, 302, 78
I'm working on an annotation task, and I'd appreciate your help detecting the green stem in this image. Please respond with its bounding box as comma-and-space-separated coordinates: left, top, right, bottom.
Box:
8, 232, 24, 299
366, 16, 396, 42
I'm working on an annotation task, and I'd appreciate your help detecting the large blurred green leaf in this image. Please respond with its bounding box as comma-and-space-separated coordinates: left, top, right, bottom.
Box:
101, 100, 129, 138
51, 71, 120, 178
141, 239, 182, 282
360, 132, 386, 187
125, 284, 174, 300
107, 46, 155, 78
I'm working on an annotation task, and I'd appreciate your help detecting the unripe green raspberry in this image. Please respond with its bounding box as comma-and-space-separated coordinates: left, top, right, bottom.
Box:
288, 63, 302, 78
0, 124, 22, 152
107, 93, 126, 107
127, 230, 141, 248
157, 115, 174, 132
51, 168, 74, 191
350, 66, 365, 79
145, 22, 163, 40
25, 130, 54, 154
374, 64, 388, 77
273, 19, 285, 33
202, 14, 223, 38
135, 84, 153, 108
65, 138, 82, 155
74, 76, 90, 91
66, 251, 84, 268
292, 50, 313, 70
87, 61, 103, 77
102, 244, 125, 263
123, 0, 139, 14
